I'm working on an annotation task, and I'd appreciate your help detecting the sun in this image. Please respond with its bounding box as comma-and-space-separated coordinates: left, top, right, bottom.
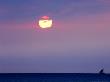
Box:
38, 16, 52, 29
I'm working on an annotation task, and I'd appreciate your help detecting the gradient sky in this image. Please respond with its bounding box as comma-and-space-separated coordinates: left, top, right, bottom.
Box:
0, 0, 110, 73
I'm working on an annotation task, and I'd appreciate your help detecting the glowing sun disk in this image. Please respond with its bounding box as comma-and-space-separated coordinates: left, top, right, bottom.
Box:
38, 16, 52, 28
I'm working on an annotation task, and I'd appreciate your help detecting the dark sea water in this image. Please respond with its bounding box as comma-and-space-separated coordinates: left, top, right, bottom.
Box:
0, 73, 110, 82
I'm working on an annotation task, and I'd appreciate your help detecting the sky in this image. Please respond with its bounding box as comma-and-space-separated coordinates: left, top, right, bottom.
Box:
0, 0, 110, 73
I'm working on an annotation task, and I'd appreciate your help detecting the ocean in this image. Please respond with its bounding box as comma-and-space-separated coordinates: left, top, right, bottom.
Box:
0, 73, 110, 82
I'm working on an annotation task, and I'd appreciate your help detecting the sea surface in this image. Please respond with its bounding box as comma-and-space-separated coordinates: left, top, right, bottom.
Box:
0, 73, 110, 82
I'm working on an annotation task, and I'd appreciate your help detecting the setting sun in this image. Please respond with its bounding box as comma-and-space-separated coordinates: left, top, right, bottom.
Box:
39, 16, 52, 28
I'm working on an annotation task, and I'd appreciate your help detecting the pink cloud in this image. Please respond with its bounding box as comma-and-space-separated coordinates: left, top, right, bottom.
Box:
1, 11, 110, 33
55, 12, 110, 31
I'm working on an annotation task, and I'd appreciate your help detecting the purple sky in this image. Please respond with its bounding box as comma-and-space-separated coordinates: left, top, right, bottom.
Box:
0, 0, 110, 73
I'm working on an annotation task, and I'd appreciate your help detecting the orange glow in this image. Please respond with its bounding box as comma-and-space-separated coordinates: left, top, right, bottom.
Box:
39, 16, 52, 28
